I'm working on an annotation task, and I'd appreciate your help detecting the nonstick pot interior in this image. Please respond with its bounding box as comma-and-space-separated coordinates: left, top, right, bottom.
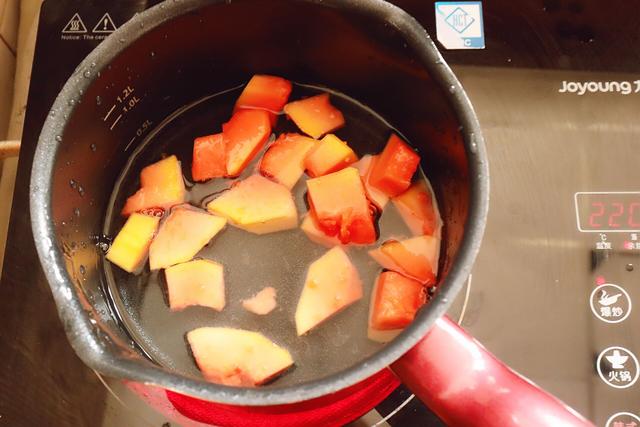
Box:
31, 0, 488, 405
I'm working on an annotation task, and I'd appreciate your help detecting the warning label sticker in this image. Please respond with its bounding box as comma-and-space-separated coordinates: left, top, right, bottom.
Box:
92, 13, 117, 34
62, 13, 87, 34
61, 12, 119, 41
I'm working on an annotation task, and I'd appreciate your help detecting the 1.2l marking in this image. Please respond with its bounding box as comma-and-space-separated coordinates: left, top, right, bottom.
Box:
104, 85, 141, 130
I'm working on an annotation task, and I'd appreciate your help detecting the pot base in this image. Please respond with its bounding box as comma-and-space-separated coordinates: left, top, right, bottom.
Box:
127, 369, 399, 427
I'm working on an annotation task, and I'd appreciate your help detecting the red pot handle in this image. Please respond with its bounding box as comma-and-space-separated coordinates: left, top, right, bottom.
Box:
391, 315, 594, 427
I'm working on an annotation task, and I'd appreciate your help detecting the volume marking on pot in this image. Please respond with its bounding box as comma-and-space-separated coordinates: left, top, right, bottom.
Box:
110, 114, 123, 131
103, 104, 116, 122
103, 85, 141, 131
125, 119, 154, 151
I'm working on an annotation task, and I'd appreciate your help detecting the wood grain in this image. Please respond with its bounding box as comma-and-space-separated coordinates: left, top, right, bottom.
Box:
0, 139, 19, 158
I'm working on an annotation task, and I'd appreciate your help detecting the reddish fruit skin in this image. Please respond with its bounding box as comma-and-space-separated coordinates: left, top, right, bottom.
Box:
370, 271, 426, 330
223, 109, 272, 177
235, 75, 292, 113
192, 133, 226, 182
369, 134, 420, 197
306, 168, 376, 245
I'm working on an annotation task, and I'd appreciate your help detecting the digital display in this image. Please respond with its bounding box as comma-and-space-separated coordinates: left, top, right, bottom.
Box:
575, 192, 640, 232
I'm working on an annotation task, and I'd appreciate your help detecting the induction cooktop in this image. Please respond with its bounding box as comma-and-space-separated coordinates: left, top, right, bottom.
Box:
1, 1, 639, 426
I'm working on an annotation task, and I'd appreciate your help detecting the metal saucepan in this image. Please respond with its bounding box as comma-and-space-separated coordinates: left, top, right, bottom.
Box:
30, 0, 592, 425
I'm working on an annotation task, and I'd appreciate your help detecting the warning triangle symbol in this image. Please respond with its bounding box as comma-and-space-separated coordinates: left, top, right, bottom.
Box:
92, 13, 117, 34
62, 13, 88, 34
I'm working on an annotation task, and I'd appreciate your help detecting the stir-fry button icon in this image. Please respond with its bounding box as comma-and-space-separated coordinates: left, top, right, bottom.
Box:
600, 291, 622, 306
597, 346, 639, 389
590, 283, 632, 323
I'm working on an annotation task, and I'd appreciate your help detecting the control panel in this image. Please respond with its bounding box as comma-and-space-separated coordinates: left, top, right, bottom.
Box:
576, 192, 640, 425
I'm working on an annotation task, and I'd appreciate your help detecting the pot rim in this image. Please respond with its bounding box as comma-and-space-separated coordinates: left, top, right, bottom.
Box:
30, 0, 489, 406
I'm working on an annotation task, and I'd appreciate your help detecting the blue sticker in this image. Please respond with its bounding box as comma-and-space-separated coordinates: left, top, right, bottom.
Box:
435, 2, 485, 50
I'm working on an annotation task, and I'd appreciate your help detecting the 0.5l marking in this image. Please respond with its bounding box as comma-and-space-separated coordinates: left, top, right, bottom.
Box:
125, 119, 153, 152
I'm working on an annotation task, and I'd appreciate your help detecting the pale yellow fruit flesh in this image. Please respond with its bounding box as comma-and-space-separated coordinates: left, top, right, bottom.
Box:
187, 327, 293, 386
165, 259, 225, 311
106, 213, 160, 273
242, 287, 277, 315
148, 208, 226, 270
295, 246, 363, 335
207, 175, 298, 235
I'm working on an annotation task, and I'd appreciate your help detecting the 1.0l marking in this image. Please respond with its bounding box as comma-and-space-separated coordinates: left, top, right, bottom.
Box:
104, 85, 140, 131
